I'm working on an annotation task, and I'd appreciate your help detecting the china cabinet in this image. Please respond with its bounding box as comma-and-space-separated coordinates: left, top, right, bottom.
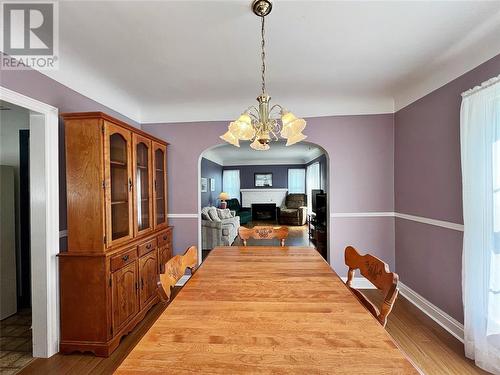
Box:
59, 112, 172, 357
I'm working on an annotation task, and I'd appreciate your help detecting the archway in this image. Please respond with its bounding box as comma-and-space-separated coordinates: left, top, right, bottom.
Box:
197, 141, 331, 264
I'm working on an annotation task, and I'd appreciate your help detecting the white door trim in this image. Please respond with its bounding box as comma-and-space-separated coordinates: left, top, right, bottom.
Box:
0, 86, 59, 358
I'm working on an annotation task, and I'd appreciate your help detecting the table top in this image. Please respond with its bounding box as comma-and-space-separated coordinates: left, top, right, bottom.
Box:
116, 246, 418, 374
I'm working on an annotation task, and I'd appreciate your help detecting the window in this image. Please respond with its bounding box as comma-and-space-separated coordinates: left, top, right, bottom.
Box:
460, 81, 500, 371
306, 163, 320, 214
494, 139, 500, 251
288, 168, 305, 193
223, 170, 240, 201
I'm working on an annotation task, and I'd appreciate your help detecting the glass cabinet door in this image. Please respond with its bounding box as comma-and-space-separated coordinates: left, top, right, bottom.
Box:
153, 142, 167, 229
133, 134, 153, 235
105, 121, 133, 246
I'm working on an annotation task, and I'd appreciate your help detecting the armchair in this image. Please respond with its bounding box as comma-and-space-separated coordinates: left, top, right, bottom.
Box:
226, 198, 252, 225
279, 193, 307, 226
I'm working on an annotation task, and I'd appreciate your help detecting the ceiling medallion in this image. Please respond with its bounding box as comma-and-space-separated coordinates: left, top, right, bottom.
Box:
220, 0, 307, 151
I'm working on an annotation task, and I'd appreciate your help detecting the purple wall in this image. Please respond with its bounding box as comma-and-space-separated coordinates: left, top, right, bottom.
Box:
200, 157, 223, 208
1, 56, 395, 279
0, 63, 139, 127
394, 53, 500, 322
223, 164, 305, 190
0, 65, 140, 251
144, 113, 395, 275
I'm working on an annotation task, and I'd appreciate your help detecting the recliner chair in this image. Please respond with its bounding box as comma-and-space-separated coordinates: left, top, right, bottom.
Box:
279, 193, 307, 225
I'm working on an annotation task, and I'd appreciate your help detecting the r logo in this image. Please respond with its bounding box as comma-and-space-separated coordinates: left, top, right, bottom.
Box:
3, 3, 54, 55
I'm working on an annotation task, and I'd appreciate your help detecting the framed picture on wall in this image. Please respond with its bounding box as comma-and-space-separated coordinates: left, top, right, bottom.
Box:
255, 173, 273, 187
210, 178, 215, 191
201, 177, 208, 193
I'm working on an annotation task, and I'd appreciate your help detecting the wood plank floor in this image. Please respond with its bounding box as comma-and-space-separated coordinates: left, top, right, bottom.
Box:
362, 289, 489, 375
19, 284, 489, 374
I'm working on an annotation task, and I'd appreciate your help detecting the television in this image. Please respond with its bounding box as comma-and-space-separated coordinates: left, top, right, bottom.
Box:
311, 189, 323, 214
315, 193, 327, 226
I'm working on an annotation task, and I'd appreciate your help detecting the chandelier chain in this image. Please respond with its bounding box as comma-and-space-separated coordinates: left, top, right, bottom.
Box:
261, 15, 266, 95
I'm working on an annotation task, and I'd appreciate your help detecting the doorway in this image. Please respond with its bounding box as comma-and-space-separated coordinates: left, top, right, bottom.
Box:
198, 141, 330, 263
0, 86, 59, 361
0, 102, 33, 372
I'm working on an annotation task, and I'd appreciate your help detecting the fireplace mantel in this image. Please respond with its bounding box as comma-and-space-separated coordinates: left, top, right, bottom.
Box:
240, 188, 288, 208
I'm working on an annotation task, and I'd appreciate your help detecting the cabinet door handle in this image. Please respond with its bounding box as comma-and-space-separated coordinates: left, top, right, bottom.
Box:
163, 235, 167, 241
128, 178, 133, 191
122, 255, 129, 261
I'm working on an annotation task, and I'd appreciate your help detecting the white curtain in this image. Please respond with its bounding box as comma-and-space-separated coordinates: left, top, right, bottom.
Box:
288, 168, 306, 193
306, 163, 320, 214
461, 75, 500, 375
223, 170, 240, 202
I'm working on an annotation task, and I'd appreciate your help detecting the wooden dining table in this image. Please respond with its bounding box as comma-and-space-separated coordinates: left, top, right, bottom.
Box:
116, 246, 419, 374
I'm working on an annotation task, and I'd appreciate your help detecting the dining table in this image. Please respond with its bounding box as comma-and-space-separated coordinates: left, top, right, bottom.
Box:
115, 246, 419, 374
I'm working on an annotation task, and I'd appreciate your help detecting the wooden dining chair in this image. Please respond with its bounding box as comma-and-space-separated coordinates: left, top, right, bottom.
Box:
157, 246, 198, 303
238, 226, 289, 247
344, 246, 399, 327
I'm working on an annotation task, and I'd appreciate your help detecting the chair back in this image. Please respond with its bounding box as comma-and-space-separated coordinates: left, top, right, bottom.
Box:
239, 226, 289, 247
344, 246, 399, 327
285, 193, 306, 209
226, 198, 241, 211
157, 246, 198, 303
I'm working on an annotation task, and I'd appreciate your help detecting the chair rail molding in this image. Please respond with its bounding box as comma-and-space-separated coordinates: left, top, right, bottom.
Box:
330, 211, 464, 232
167, 213, 198, 219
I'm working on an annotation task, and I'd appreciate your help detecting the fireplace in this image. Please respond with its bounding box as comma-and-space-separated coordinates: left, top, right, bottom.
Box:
252, 203, 278, 221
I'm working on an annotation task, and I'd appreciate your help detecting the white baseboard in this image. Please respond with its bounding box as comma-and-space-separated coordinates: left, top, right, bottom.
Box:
341, 278, 464, 343
340, 276, 376, 289
175, 274, 190, 287
398, 282, 464, 343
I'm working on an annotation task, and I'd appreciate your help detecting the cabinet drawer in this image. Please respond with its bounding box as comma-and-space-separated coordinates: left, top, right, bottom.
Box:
138, 238, 157, 257
110, 248, 137, 272
157, 231, 170, 247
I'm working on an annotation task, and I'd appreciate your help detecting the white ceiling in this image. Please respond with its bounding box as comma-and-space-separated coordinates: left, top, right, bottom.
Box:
42, 1, 500, 123
203, 141, 324, 166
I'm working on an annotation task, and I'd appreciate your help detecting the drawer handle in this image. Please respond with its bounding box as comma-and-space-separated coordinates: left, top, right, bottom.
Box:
146, 244, 152, 249
122, 255, 129, 261
163, 235, 167, 240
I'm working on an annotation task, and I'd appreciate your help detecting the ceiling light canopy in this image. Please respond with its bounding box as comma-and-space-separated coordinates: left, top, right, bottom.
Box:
220, 0, 307, 151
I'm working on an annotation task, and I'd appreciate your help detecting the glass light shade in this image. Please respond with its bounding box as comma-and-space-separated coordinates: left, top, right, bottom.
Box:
286, 132, 307, 146
250, 138, 270, 151
219, 192, 230, 201
229, 116, 255, 140
280, 112, 306, 138
220, 130, 240, 147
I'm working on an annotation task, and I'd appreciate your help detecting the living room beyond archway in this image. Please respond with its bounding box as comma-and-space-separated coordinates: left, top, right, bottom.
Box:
198, 141, 329, 262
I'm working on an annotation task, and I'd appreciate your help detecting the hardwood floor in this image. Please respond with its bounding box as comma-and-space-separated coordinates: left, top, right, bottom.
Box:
362, 289, 489, 375
18, 291, 175, 375
19, 283, 488, 374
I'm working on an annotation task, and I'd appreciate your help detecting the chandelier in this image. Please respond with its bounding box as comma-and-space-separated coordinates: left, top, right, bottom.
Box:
220, 0, 307, 151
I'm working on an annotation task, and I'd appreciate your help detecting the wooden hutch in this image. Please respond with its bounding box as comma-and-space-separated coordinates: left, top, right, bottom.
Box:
59, 112, 172, 356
